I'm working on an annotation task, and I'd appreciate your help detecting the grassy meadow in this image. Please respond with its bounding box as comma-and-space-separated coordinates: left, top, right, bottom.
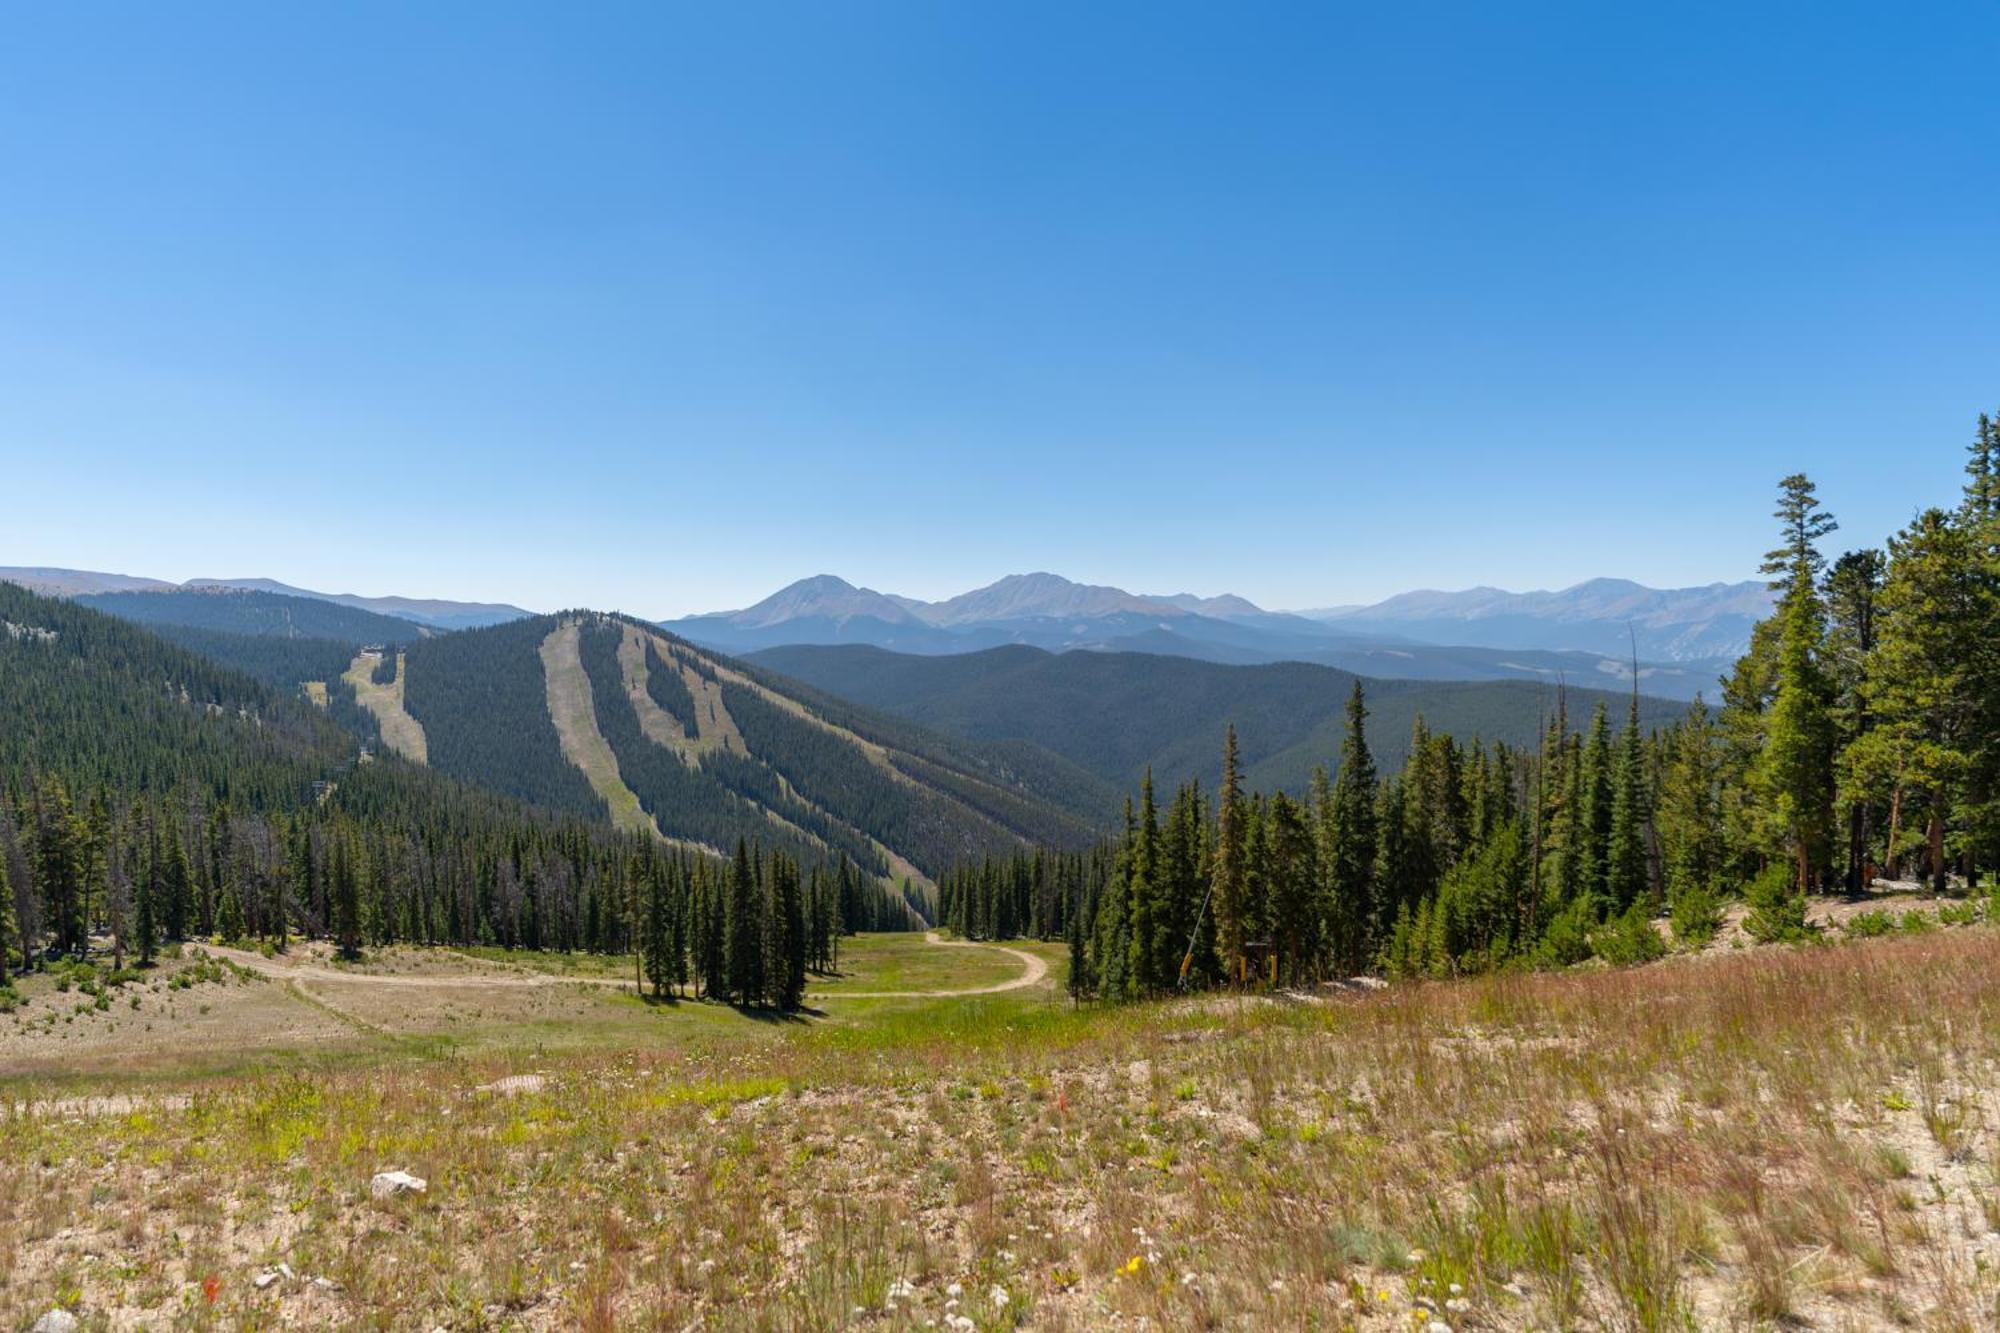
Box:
3, 923, 2000, 1329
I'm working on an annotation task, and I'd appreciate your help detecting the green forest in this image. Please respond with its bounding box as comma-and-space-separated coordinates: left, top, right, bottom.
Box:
0, 584, 913, 1011
938, 415, 2000, 996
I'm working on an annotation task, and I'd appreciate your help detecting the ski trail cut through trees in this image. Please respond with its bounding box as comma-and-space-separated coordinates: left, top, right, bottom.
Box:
343, 650, 427, 764
539, 619, 660, 839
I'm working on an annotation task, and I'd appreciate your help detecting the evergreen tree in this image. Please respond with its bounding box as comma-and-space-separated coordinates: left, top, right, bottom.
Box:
1577, 704, 1613, 910
134, 820, 159, 965
1824, 549, 1886, 892
331, 835, 362, 958
1756, 473, 1839, 892
1656, 699, 1725, 923
1606, 695, 1651, 912
216, 873, 246, 942
1124, 771, 1160, 994
767, 853, 806, 1010
0, 851, 14, 984
1865, 508, 1987, 893
1211, 726, 1247, 982
643, 862, 671, 997
725, 839, 764, 1005
1325, 680, 1378, 972
36, 777, 87, 957
162, 826, 193, 942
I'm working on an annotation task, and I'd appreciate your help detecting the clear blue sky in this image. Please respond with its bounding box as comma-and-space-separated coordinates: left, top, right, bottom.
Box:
4, 3, 1995, 618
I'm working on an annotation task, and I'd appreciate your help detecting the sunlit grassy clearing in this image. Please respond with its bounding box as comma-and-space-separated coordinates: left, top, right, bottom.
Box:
5, 928, 1999, 1329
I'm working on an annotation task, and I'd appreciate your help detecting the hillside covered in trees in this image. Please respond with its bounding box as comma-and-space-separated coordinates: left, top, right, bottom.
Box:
396, 612, 1108, 879
0, 583, 919, 1011
77, 587, 429, 644
750, 641, 1688, 795
940, 412, 2000, 996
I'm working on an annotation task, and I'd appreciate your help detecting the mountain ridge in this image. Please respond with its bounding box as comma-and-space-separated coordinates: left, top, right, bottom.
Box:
3, 566, 533, 629
661, 572, 1737, 698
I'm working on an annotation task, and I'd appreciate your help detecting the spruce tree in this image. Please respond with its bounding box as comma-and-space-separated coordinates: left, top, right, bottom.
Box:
768, 854, 806, 1010
216, 875, 246, 942
1326, 680, 1378, 972
1125, 771, 1160, 994
0, 851, 15, 984
1866, 508, 1986, 893
725, 839, 763, 1005
36, 778, 87, 957
1824, 549, 1886, 891
135, 820, 158, 965
1212, 726, 1247, 982
643, 863, 670, 997
162, 828, 192, 942
1606, 695, 1650, 911
1757, 473, 1839, 893
1577, 704, 1613, 910
1094, 800, 1133, 998
331, 836, 362, 958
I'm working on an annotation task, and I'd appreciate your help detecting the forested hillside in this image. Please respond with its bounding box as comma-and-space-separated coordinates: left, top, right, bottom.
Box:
0, 583, 916, 1009
392, 611, 1107, 883
78, 588, 427, 644
748, 643, 1687, 795
936, 413, 2000, 998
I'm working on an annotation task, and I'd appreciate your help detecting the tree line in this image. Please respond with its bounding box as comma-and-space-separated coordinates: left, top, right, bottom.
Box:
944, 410, 2000, 996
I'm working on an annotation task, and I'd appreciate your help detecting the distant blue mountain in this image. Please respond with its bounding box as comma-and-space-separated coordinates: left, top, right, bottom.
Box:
659, 572, 1736, 700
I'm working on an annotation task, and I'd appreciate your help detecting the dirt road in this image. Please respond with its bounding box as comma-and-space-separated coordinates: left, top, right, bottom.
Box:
208, 933, 1049, 1002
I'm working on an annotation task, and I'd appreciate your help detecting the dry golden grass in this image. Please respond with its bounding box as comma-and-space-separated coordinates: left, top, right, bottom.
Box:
5, 928, 2000, 1329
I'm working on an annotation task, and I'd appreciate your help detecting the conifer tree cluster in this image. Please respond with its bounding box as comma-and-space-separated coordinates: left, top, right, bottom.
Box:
953, 408, 2000, 994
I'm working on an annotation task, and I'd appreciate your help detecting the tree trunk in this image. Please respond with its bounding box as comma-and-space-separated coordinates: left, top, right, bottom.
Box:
1886, 784, 1904, 881
1846, 801, 1865, 895
1928, 808, 1946, 897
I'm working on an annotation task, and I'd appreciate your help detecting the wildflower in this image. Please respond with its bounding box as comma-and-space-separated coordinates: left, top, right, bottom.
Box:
990, 1285, 1010, 1309
1122, 1255, 1146, 1276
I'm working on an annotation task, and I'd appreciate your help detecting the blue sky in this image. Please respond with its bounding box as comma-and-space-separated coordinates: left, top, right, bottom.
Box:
3, 3, 1996, 618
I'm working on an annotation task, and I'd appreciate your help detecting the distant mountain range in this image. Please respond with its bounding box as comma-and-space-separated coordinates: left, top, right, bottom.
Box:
0, 567, 532, 630
7, 565, 1765, 700
660, 572, 1753, 701
1304, 578, 1772, 663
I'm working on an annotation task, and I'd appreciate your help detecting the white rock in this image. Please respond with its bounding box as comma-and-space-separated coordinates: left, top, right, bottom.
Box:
370, 1169, 427, 1199
32, 1312, 79, 1333
254, 1271, 279, 1289
990, 1284, 1009, 1308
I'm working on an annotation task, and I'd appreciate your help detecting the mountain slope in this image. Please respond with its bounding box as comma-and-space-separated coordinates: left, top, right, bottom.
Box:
77, 587, 427, 644
746, 643, 1691, 796
3, 566, 531, 630
395, 612, 1109, 881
